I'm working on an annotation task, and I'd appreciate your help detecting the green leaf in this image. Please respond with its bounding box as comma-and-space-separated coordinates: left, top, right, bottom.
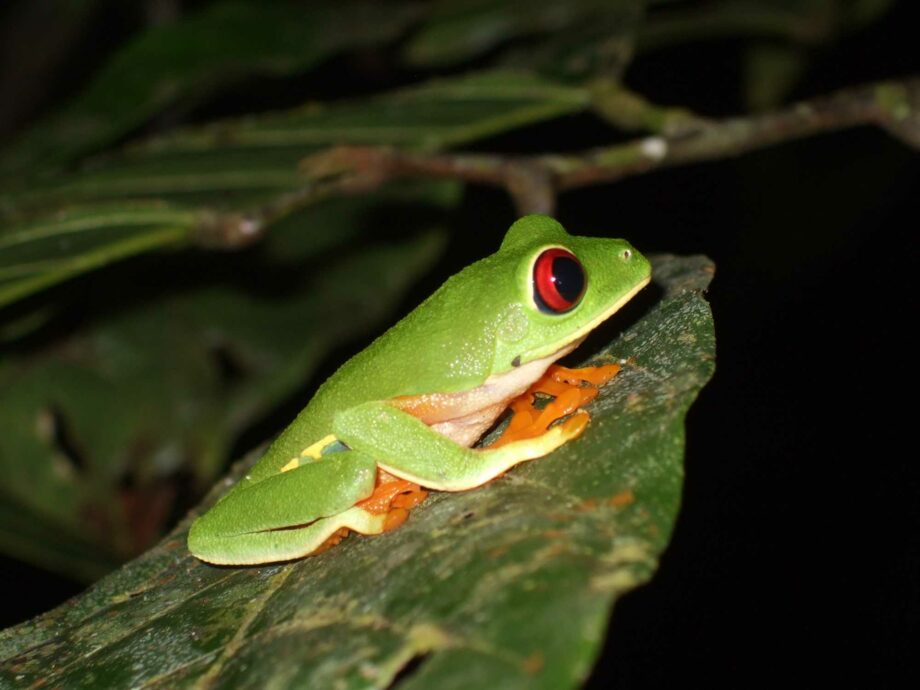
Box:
0, 202, 197, 308
0, 189, 453, 580
0, 0, 421, 177
7, 70, 589, 207
742, 43, 807, 111
0, 253, 715, 688
500, 8, 642, 82
403, 0, 638, 68
1, 70, 588, 306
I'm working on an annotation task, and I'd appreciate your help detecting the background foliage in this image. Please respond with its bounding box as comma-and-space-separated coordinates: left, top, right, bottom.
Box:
0, 0, 915, 686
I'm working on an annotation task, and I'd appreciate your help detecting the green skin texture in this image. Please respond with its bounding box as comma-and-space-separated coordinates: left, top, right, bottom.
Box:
188, 215, 651, 565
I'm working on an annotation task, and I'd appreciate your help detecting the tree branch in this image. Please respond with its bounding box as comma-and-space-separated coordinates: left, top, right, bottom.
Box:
291, 77, 919, 220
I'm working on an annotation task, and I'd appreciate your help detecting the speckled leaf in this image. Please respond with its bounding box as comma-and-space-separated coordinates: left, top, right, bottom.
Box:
0, 254, 714, 689
0, 190, 452, 580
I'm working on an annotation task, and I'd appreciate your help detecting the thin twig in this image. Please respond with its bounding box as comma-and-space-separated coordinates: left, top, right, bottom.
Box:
227, 76, 919, 242
552, 78, 920, 189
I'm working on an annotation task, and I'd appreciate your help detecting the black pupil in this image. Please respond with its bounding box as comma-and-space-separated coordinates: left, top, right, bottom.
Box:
553, 256, 584, 302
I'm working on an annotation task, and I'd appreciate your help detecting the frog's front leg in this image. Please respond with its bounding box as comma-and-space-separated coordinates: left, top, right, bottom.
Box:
335, 401, 585, 491
187, 450, 381, 565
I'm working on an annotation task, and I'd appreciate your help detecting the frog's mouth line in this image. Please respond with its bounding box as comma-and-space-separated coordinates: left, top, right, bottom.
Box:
518, 274, 651, 365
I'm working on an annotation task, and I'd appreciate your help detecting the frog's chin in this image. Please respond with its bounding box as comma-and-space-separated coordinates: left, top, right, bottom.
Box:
519, 275, 650, 364
541, 334, 586, 365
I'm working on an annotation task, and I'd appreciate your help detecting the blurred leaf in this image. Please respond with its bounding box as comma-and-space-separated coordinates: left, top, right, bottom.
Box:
1, 70, 589, 305
0, 187, 454, 580
637, 0, 898, 54
145, 69, 589, 154
736, 0, 896, 110
0, 202, 196, 309
0, 0, 421, 177
0, 253, 715, 688
743, 43, 807, 111
840, 0, 897, 26
500, 8, 642, 82
738, 0, 898, 110
403, 0, 640, 69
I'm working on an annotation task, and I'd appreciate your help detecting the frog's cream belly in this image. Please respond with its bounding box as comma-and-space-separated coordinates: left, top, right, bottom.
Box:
390, 337, 583, 447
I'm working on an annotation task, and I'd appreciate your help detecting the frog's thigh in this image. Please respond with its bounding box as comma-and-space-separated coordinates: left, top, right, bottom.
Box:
334, 401, 577, 491
188, 450, 377, 565
191, 504, 391, 565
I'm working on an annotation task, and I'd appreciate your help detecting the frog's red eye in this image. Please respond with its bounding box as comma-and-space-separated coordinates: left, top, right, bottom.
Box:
532, 247, 586, 314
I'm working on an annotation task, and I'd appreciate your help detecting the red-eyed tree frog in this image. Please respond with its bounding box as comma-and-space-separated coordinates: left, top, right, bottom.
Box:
188, 215, 651, 565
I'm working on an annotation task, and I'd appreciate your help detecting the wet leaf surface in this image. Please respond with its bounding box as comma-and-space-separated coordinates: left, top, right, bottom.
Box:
0, 253, 714, 689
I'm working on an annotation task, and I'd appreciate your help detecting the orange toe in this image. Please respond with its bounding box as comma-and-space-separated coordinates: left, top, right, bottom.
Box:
490, 362, 621, 448
353, 470, 428, 536
549, 363, 621, 386
383, 507, 410, 532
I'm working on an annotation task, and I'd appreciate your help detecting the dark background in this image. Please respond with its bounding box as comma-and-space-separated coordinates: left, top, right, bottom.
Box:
1, 2, 917, 686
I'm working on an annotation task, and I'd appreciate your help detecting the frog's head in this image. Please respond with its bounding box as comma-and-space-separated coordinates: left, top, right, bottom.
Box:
484, 214, 651, 372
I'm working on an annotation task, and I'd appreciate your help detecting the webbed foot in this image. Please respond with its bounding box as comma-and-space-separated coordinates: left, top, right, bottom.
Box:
490, 362, 621, 448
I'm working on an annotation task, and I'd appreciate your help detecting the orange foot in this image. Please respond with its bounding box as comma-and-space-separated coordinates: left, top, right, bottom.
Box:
490, 362, 621, 449
355, 469, 429, 531
313, 470, 428, 554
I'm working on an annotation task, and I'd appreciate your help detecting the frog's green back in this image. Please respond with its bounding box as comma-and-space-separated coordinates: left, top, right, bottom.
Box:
248, 215, 650, 479
255, 256, 505, 475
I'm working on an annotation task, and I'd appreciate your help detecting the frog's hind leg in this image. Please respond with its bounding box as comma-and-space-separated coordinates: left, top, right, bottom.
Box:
188, 450, 380, 565
334, 401, 589, 492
